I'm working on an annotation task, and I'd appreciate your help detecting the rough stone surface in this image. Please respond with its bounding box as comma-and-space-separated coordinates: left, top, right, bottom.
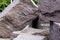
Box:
5, 0, 38, 30
10, 27, 49, 40
38, 0, 60, 40
50, 22, 60, 40
38, 18, 50, 29
0, 38, 10, 40
13, 33, 46, 40
0, 0, 38, 38
38, 0, 60, 13
38, 0, 60, 22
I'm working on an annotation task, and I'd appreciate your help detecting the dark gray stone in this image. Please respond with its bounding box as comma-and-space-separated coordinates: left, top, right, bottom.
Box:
38, 0, 60, 40
38, 0, 60, 22
50, 22, 60, 40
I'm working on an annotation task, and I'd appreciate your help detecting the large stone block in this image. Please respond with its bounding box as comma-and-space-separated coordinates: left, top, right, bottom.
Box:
38, 0, 60, 22
0, 0, 38, 38
10, 27, 49, 40
13, 33, 46, 40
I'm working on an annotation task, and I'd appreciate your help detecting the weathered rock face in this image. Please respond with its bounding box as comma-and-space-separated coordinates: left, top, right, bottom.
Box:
38, 0, 60, 22
38, 0, 60, 13
38, 0, 60, 40
5, 2, 37, 31
20, 0, 37, 7
10, 27, 49, 40
13, 34, 46, 40
0, 17, 14, 38
38, 19, 50, 29
6, 3, 35, 29
50, 22, 60, 40
0, 0, 38, 38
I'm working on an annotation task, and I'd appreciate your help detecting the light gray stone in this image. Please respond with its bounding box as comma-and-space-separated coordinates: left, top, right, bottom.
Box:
13, 33, 46, 40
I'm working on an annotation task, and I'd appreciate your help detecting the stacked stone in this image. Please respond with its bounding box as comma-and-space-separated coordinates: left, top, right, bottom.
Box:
38, 0, 60, 40
0, 0, 38, 38
10, 27, 48, 40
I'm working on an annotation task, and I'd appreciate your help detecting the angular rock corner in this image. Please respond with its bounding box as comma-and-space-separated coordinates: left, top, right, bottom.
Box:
13, 33, 46, 40
10, 27, 48, 40
0, 0, 39, 38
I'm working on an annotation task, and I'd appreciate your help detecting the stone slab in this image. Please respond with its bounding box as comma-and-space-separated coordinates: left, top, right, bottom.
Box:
13, 33, 46, 40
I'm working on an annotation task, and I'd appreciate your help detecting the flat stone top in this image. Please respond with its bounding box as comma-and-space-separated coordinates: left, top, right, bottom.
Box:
0, 38, 10, 40
13, 33, 45, 40
38, 0, 60, 13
